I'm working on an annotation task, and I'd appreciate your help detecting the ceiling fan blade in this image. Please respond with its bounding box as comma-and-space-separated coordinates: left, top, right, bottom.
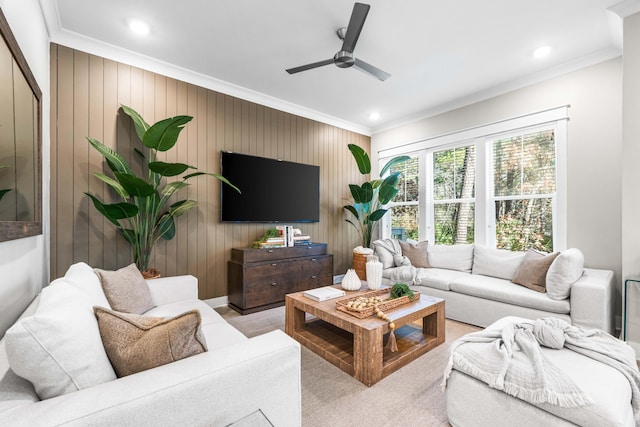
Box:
353, 58, 390, 81
341, 3, 370, 53
286, 58, 335, 74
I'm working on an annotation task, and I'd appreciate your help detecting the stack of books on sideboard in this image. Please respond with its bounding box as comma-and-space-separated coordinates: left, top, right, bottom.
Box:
258, 226, 311, 248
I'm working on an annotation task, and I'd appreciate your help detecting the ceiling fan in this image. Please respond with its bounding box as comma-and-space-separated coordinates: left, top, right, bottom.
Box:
286, 3, 390, 81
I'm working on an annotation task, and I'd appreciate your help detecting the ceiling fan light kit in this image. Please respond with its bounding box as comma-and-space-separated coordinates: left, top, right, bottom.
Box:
286, 2, 390, 81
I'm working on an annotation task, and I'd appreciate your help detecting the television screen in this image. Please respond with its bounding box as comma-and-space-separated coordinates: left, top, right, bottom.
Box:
220, 151, 320, 223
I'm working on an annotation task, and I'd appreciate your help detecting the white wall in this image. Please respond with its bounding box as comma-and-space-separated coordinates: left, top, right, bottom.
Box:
622, 12, 640, 347
0, 0, 50, 337
372, 58, 623, 317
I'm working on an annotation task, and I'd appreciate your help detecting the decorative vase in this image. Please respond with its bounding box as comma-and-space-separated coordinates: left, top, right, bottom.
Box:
341, 269, 362, 291
366, 258, 383, 290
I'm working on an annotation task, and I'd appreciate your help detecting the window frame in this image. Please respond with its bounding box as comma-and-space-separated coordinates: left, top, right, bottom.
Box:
378, 106, 568, 251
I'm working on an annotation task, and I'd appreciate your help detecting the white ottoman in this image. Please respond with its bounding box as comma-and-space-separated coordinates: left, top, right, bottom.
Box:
445, 317, 635, 427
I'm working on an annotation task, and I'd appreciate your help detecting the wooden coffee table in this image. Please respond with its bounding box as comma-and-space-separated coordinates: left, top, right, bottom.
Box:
285, 285, 445, 386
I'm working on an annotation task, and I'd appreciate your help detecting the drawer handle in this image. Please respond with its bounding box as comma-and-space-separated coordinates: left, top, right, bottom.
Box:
311, 258, 317, 262
311, 275, 317, 279
268, 249, 273, 253
271, 282, 277, 286
271, 263, 277, 266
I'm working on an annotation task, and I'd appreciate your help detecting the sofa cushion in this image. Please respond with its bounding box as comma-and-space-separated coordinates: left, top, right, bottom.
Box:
63, 262, 111, 308
4, 282, 117, 399
471, 245, 525, 280
428, 244, 474, 273
145, 299, 227, 325
414, 268, 472, 291
94, 263, 154, 314
512, 249, 560, 293
449, 275, 570, 314
94, 307, 208, 377
546, 248, 584, 301
200, 322, 249, 351
399, 240, 430, 268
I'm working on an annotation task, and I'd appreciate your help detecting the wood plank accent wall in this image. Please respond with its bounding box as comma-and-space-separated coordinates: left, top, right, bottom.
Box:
50, 44, 369, 299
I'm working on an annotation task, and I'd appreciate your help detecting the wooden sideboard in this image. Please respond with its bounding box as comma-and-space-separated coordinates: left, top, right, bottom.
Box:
228, 243, 334, 314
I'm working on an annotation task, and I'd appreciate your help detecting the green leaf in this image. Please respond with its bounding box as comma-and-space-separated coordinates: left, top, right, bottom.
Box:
149, 161, 194, 177
162, 181, 189, 198
114, 172, 156, 197
349, 182, 373, 204
183, 172, 241, 193
369, 208, 388, 222
87, 137, 133, 174
143, 116, 192, 152
85, 193, 138, 225
169, 199, 197, 217
92, 173, 129, 199
120, 228, 137, 245
379, 155, 411, 177
343, 205, 360, 220
0, 188, 10, 201
156, 214, 176, 240
133, 148, 146, 159
348, 144, 370, 174
378, 172, 401, 204
120, 105, 151, 141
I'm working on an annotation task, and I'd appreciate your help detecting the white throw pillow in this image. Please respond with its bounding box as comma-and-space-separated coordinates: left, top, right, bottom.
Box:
63, 262, 111, 308
373, 239, 401, 269
546, 248, 584, 300
427, 244, 475, 272
472, 245, 525, 280
5, 282, 117, 399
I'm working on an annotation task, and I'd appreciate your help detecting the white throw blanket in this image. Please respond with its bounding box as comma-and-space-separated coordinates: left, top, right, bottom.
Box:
442, 317, 640, 423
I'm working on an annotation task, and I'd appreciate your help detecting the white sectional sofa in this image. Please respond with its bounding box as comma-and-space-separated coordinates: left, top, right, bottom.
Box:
0, 262, 301, 426
374, 240, 615, 334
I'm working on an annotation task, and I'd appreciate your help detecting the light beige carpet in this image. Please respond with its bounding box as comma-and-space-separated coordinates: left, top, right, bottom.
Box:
216, 305, 479, 427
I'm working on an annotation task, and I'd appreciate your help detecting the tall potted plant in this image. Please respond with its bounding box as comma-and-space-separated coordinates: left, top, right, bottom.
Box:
343, 144, 409, 249
85, 105, 239, 276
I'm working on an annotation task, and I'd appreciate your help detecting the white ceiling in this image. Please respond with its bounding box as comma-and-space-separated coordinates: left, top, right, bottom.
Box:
42, 0, 625, 135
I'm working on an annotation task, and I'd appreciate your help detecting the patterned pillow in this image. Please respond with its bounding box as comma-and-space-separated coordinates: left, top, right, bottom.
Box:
94, 307, 208, 377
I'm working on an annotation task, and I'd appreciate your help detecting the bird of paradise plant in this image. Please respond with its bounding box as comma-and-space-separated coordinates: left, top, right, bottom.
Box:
343, 144, 410, 248
85, 105, 239, 274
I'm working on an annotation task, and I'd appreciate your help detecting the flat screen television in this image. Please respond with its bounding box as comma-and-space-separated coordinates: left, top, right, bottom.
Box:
220, 151, 320, 223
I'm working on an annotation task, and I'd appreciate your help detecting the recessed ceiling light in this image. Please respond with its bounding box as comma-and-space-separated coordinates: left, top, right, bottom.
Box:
532, 46, 551, 59
129, 19, 150, 36
369, 112, 380, 121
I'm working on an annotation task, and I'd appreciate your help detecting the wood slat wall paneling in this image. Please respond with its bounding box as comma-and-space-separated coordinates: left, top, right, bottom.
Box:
50, 44, 370, 299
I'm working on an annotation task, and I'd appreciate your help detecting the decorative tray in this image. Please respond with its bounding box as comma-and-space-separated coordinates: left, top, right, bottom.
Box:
335, 288, 420, 319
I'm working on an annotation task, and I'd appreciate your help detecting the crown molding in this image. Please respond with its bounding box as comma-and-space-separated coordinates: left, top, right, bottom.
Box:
38, 0, 371, 136
609, 0, 640, 18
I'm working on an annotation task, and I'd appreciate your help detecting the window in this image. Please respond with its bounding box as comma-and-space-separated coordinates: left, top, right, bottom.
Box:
432, 145, 475, 245
387, 156, 419, 241
491, 129, 556, 252
379, 106, 567, 251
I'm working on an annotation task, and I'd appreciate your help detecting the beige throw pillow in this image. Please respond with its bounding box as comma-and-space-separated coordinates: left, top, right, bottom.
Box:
399, 240, 430, 268
94, 307, 208, 377
512, 249, 560, 293
94, 263, 154, 314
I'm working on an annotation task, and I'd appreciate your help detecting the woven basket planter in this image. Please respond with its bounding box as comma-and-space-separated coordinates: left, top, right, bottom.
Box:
352, 252, 367, 280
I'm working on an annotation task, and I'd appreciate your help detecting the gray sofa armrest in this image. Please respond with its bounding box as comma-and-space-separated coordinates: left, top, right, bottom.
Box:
145, 275, 198, 305
0, 330, 301, 427
570, 268, 615, 334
